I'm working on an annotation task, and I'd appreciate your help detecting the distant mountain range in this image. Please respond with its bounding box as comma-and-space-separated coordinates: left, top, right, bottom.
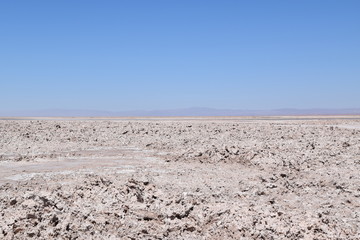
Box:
1, 107, 360, 117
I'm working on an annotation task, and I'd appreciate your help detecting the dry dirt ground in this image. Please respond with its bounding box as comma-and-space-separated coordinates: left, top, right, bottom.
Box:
0, 117, 360, 239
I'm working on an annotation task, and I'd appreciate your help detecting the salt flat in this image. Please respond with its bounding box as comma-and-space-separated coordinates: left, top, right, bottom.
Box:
0, 117, 359, 239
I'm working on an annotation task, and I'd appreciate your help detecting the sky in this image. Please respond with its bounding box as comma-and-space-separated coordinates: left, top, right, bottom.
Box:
1, 0, 359, 112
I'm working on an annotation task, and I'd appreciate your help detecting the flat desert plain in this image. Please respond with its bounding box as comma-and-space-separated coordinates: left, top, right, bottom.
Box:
0, 117, 360, 239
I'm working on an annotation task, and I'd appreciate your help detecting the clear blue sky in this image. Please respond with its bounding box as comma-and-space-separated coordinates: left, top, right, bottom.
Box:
1, 0, 359, 111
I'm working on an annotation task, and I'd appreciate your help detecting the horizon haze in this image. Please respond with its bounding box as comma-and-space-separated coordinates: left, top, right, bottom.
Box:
1, 107, 360, 117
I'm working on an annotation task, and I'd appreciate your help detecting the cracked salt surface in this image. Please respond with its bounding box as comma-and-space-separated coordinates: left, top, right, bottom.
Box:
1, 118, 360, 239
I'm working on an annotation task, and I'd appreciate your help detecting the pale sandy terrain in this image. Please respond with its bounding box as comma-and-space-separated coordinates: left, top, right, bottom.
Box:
0, 117, 360, 239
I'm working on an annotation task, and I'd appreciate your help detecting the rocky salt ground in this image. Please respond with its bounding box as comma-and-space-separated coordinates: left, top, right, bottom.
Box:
0, 118, 360, 239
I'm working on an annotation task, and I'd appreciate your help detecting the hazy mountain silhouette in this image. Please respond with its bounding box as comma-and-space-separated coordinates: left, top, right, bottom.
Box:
1, 107, 360, 117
